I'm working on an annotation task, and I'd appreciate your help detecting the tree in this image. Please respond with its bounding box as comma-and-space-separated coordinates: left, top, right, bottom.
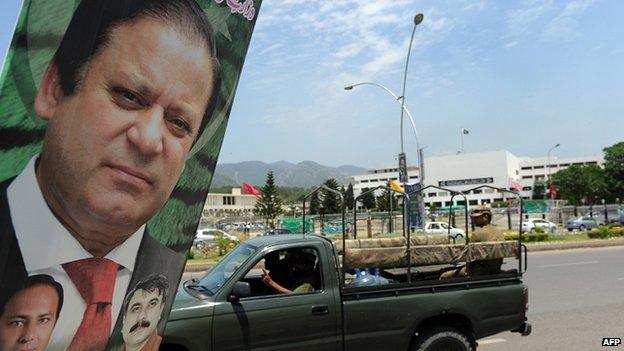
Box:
321, 178, 342, 214
551, 164, 608, 205
376, 189, 399, 212
253, 171, 283, 228
531, 180, 546, 200
345, 183, 355, 210
604, 142, 624, 201
359, 187, 376, 210
308, 191, 320, 215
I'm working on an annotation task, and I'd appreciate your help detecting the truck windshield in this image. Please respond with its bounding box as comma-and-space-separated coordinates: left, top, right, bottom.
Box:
199, 243, 257, 294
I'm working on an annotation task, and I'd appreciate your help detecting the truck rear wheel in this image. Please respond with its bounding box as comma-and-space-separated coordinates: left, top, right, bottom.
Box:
412, 326, 474, 351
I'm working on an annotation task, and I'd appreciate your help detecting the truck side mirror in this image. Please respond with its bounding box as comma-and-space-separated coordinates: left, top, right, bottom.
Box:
228, 281, 251, 302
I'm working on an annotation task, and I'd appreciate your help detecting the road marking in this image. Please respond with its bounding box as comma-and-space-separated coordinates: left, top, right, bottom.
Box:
480, 338, 506, 345
536, 260, 599, 268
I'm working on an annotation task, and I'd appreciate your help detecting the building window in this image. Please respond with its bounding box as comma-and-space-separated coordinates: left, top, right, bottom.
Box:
473, 189, 482, 194
523, 186, 532, 191
586, 161, 597, 165
521, 166, 532, 170
361, 180, 369, 183
222, 196, 236, 205
534, 165, 544, 169
438, 191, 449, 197
444, 201, 453, 207
522, 175, 532, 179
469, 200, 478, 205
559, 163, 570, 167
428, 192, 437, 197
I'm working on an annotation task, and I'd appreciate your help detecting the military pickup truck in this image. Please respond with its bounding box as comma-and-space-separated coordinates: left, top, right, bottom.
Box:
160, 233, 531, 351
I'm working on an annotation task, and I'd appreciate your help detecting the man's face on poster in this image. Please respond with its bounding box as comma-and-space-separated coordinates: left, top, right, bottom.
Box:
121, 288, 164, 349
34, 17, 216, 239
0, 285, 60, 351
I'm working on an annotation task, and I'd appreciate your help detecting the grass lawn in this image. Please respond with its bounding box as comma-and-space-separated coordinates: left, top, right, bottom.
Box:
547, 232, 590, 242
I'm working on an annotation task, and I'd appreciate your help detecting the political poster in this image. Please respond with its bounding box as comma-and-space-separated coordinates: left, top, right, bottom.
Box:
0, 0, 261, 349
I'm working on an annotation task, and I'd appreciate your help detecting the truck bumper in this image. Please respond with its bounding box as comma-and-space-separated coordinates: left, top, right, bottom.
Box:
512, 322, 532, 336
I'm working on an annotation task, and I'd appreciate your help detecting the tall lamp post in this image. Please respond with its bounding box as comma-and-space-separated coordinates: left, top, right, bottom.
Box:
344, 13, 425, 232
547, 143, 560, 200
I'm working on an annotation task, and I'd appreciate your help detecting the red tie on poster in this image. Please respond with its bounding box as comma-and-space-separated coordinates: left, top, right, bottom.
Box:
63, 258, 119, 351
242, 182, 261, 196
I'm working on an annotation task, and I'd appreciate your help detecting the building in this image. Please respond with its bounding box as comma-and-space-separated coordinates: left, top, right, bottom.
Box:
203, 187, 257, 217
350, 150, 604, 208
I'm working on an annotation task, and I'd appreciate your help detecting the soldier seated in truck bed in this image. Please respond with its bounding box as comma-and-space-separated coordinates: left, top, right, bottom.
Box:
440, 206, 504, 279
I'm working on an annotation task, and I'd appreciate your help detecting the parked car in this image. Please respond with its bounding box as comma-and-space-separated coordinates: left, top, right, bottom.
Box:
521, 218, 557, 234
608, 214, 624, 225
424, 222, 465, 239
194, 229, 238, 250
262, 228, 292, 236
565, 216, 603, 231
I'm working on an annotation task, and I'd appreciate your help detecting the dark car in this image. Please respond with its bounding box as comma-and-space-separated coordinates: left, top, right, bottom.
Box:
608, 214, 624, 225
262, 228, 292, 236
565, 216, 603, 231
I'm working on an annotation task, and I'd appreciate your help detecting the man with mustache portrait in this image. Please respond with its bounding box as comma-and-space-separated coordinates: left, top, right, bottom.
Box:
119, 275, 168, 351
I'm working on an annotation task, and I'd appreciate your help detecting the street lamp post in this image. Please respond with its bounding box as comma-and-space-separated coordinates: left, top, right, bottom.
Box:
547, 143, 560, 200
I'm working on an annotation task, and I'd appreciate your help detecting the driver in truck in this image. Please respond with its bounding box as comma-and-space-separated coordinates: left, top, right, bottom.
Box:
262, 251, 317, 294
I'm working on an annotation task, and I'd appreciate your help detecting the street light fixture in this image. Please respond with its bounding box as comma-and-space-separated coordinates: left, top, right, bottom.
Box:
344, 82, 421, 151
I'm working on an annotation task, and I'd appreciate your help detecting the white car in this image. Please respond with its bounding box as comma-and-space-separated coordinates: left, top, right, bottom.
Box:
193, 229, 239, 250
521, 218, 557, 234
424, 222, 465, 239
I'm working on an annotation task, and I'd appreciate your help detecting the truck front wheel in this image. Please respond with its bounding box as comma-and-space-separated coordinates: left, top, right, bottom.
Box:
412, 326, 474, 351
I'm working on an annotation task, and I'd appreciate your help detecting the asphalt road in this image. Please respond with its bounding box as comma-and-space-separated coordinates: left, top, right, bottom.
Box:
480, 246, 624, 351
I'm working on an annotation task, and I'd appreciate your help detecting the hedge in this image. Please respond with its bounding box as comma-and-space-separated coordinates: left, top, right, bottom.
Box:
588, 226, 624, 239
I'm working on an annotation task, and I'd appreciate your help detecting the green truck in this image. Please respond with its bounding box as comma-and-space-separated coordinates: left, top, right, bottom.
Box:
160, 233, 531, 350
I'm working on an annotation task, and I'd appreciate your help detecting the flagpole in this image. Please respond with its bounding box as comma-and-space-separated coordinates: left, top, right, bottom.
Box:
460, 127, 464, 154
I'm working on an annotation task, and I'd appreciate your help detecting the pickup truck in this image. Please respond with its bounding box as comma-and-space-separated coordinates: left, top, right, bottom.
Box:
160, 234, 530, 350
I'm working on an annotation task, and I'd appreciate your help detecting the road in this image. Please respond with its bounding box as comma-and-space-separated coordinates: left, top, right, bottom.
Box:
481, 246, 624, 351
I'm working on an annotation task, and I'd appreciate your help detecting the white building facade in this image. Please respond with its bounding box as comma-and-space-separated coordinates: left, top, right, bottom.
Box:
350, 150, 603, 207
203, 187, 257, 217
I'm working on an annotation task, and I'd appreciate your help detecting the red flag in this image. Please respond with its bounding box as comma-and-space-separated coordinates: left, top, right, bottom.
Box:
508, 178, 523, 192
549, 183, 558, 199
242, 182, 261, 196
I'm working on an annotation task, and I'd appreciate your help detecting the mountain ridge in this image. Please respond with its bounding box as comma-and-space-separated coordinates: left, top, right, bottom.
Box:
212, 160, 366, 188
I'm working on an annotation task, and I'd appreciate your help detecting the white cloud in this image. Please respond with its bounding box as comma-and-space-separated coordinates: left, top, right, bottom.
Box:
507, 0, 554, 36
505, 41, 517, 49
543, 0, 596, 41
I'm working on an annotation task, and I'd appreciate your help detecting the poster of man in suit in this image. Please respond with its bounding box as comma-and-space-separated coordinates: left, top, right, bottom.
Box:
0, 0, 261, 349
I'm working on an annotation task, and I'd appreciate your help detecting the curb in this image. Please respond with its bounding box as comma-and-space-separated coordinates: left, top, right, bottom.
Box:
183, 238, 624, 272
524, 238, 624, 252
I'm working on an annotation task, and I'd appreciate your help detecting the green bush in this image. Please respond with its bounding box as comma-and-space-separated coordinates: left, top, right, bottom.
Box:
186, 250, 195, 260
503, 231, 548, 242
588, 226, 624, 239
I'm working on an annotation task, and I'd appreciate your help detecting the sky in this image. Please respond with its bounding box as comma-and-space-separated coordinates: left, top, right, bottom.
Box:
1, 0, 623, 169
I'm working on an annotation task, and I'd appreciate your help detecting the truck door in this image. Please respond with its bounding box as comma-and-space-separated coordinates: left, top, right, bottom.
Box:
212, 245, 339, 351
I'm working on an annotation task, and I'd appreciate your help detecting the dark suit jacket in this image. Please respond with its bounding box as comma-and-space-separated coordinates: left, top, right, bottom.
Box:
0, 177, 186, 349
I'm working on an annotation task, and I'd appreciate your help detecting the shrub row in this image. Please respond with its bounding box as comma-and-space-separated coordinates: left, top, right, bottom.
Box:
588, 226, 624, 239
503, 231, 549, 242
